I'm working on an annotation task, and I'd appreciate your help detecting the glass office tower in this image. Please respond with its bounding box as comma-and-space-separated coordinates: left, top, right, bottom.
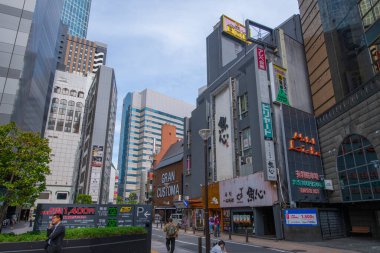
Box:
0, 0, 64, 134
61, 0, 91, 38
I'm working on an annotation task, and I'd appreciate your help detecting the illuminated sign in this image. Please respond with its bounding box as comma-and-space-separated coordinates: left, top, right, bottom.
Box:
221, 15, 249, 43
284, 209, 318, 226
288, 132, 321, 157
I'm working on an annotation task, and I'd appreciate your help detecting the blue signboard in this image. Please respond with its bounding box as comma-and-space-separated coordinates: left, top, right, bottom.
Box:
284, 209, 318, 226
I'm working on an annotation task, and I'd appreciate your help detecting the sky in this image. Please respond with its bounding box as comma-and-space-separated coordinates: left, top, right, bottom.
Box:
86, 0, 300, 167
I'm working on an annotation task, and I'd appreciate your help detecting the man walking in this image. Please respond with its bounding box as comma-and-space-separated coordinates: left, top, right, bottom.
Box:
45, 213, 65, 253
163, 218, 178, 253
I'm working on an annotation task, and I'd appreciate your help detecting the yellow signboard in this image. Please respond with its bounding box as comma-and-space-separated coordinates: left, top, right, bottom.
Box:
119, 206, 132, 213
221, 15, 250, 44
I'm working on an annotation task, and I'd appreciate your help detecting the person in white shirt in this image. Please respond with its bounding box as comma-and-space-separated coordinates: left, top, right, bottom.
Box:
210, 240, 227, 253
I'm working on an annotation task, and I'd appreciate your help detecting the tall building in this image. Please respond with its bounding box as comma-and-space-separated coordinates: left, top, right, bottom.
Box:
61, 0, 91, 38
75, 66, 117, 204
58, 35, 107, 75
117, 89, 194, 202
36, 70, 94, 204
0, 0, 64, 134
298, 0, 380, 238
184, 15, 323, 239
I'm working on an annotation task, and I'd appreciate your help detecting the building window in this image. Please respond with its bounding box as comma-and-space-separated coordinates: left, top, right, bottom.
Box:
78, 92, 84, 98
38, 192, 50, 199
239, 93, 248, 119
56, 192, 68, 200
54, 86, 61, 94
240, 128, 252, 164
337, 134, 380, 202
62, 88, 69, 95
56, 119, 64, 131
70, 90, 77, 97
47, 116, 56, 130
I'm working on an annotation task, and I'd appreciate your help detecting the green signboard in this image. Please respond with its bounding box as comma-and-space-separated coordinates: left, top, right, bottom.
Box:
261, 102, 273, 140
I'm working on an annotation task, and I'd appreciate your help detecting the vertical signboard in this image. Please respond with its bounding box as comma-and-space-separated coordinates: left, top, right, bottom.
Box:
89, 145, 104, 202
257, 48, 267, 70
214, 84, 234, 181
256, 47, 277, 182
272, 64, 290, 105
282, 105, 326, 202
261, 103, 273, 140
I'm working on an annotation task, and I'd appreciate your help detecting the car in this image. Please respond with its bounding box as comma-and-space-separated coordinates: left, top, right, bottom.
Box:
170, 213, 183, 227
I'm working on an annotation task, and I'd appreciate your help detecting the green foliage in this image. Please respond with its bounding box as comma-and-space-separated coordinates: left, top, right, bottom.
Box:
75, 194, 93, 204
127, 192, 138, 204
0, 122, 51, 226
0, 226, 146, 242
116, 196, 125, 204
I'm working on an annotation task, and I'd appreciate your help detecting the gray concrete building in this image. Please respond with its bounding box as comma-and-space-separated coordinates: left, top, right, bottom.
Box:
74, 66, 117, 204
0, 0, 64, 134
183, 15, 323, 239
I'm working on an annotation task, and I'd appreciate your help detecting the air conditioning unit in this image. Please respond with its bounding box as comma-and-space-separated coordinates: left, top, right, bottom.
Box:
246, 157, 253, 164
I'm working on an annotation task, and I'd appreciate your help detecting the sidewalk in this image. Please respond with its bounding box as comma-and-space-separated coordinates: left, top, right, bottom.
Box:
1, 221, 33, 235
176, 227, 380, 253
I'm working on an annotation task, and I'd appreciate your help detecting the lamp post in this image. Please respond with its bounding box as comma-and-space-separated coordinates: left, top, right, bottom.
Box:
199, 129, 211, 253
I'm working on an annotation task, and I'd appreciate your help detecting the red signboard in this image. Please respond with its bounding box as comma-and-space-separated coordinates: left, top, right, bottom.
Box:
257, 48, 266, 70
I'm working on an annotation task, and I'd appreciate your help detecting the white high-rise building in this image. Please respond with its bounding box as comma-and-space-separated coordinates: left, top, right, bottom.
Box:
117, 89, 194, 202
36, 70, 94, 204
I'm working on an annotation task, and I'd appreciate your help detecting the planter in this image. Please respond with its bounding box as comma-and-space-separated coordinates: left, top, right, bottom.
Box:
0, 234, 148, 253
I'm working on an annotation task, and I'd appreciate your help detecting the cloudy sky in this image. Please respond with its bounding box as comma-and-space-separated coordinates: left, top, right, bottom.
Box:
86, 0, 300, 166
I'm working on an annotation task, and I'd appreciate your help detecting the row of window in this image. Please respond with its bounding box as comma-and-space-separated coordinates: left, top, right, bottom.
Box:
54, 86, 85, 97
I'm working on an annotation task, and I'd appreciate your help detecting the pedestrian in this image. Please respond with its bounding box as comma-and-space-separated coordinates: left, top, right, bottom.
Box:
163, 218, 178, 253
214, 214, 220, 238
210, 240, 227, 253
209, 216, 214, 235
45, 213, 65, 253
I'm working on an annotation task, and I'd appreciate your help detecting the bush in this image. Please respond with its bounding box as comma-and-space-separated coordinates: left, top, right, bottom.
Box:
0, 226, 146, 242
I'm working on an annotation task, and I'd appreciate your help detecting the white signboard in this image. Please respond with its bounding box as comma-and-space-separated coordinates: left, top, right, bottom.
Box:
220, 172, 278, 208
89, 167, 101, 202
214, 85, 234, 181
265, 141, 277, 181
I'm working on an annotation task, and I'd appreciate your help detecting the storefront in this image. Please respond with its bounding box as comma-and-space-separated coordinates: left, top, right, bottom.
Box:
219, 172, 279, 236
231, 209, 255, 234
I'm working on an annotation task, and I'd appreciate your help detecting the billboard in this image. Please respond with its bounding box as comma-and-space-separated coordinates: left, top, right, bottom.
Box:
282, 105, 326, 202
271, 64, 290, 105
91, 145, 103, 167
220, 172, 277, 208
284, 209, 318, 226
34, 204, 152, 231
214, 84, 234, 181
221, 15, 249, 44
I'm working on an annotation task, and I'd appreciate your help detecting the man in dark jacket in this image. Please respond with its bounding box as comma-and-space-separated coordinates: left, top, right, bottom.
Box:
45, 213, 65, 253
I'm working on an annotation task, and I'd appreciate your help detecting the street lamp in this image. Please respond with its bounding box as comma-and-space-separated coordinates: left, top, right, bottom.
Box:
199, 129, 211, 253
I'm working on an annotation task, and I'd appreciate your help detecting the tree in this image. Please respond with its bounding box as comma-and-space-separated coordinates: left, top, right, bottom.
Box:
75, 194, 93, 204
116, 196, 125, 204
127, 192, 138, 204
0, 122, 51, 232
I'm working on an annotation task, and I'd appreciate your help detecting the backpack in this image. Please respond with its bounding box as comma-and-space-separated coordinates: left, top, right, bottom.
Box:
167, 224, 176, 237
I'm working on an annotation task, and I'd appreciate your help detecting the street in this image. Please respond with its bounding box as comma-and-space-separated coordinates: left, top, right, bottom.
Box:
151, 228, 291, 253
